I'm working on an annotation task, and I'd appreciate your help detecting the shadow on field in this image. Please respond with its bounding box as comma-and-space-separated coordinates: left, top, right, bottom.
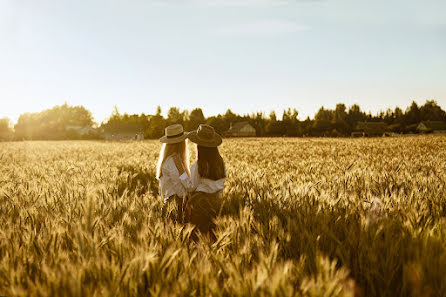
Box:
220, 192, 446, 297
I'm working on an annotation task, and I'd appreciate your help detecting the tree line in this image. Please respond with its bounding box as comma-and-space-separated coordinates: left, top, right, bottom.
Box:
0, 100, 445, 140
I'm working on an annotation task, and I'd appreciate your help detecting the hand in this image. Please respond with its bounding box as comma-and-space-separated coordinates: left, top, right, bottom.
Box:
174, 154, 185, 175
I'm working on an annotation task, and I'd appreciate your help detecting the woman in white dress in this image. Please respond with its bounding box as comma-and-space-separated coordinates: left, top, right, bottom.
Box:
156, 124, 190, 222
181, 124, 226, 238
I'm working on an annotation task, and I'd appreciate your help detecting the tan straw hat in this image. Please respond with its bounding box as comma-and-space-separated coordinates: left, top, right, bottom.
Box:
159, 124, 188, 144
188, 124, 222, 147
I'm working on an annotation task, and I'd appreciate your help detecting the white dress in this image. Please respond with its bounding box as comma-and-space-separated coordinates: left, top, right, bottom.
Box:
179, 161, 225, 196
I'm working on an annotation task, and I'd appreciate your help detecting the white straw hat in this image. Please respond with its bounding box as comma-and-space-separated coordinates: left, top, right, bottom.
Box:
159, 124, 188, 144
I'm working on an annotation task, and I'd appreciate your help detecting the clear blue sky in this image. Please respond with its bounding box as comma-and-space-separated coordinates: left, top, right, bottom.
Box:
1, 0, 445, 124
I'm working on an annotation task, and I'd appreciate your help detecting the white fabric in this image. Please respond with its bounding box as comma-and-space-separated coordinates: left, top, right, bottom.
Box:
179, 162, 225, 195
158, 155, 188, 201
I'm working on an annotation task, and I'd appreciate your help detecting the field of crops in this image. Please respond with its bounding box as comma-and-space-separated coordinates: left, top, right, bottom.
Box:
1, 136, 446, 297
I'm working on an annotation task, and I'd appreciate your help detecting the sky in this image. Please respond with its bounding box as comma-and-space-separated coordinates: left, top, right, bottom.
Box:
1, 0, 445, 124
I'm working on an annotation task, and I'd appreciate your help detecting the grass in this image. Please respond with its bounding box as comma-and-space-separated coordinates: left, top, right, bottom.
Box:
0, 136, 445, 296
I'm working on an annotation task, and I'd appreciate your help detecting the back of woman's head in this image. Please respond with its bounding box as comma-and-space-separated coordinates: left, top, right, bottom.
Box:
156, 141, 190, 179
197, 146, 225, 180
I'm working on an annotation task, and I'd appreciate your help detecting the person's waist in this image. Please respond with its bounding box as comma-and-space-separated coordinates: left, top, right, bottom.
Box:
192, 190, 222, 197
195, 184, 223, 192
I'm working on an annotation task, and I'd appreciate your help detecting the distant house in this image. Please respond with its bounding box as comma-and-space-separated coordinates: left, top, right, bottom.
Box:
65, 125, 96, 136
225, 122, 256, 137
416, 121, 446, 134
383, 132, 401, 137
352, 122, 387, 137
102, 130, 144, 140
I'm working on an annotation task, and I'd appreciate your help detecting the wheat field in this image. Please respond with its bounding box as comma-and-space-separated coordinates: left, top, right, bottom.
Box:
0, 136, 445, 297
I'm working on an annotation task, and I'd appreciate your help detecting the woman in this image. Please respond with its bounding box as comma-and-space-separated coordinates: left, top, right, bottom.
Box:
156, 124, 190, 222
182, 124, 226, 237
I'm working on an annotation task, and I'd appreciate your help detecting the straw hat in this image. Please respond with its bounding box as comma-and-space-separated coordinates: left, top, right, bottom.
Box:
188, 124, 222, 147
159, 124, 188, 144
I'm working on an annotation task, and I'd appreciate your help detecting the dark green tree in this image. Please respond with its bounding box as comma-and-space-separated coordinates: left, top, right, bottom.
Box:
186, 108, 205, 131
333, 103, 350, 134
206, 115, 227, 135
167, 107, 186, 126
419, 100, 446, 121
146, 106, 166, 139
266, 111, 284, 136
405, 101, 421, 125
345, 104, 366, 128
282, 108, 299, 136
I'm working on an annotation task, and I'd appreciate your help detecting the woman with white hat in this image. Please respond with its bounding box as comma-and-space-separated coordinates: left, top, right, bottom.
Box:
156, 124, 190, 222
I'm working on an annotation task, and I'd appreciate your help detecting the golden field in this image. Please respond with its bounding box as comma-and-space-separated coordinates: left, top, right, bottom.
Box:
0, 136, 446, 297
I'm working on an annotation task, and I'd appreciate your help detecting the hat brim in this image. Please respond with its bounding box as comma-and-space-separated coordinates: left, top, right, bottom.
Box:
187, 131, 222, 147
159, 132, 188, 144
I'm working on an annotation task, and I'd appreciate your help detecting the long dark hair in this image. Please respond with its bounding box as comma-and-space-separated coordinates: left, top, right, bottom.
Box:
197, 146, 226, 180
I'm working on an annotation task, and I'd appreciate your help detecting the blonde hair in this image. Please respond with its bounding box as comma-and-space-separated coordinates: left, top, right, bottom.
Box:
156, 140, 190, 179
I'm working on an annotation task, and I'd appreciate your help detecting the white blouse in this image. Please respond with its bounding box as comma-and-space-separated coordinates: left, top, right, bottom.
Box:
158, 155, 188, 202
179, 162, 225, 195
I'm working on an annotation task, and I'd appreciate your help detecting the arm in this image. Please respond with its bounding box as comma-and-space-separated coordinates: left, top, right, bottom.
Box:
171, 153, 195, 191
179, 172, 194, 192
180, 162, 198, 192
162, 157, 187, 197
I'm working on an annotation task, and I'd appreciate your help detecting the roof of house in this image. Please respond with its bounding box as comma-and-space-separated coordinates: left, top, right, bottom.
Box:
355, 122, 387, 131
418, 121, 446, 130
228, 121, 254, 132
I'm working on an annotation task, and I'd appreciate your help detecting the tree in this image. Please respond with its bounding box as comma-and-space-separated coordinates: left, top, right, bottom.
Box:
313, 107, 334, 136
167, 107, 186, 126
300, 116, 313, 136
405, 101, 421, 125
14, 103, 95, 140
186, 108, 205, 131
101, 106, 122, 133
333, 103, 350, 134
282, 108, 299, 136
269, 111, 277, 122
334, 104, 347, 123
101, 109, 149, 136
146, 106, 166, 139
111, 105, 120, 119
223, 109, 238, 130
266, 110, 285, 136
155, 106, 162, 116
224, 109, 237, 122
314, 107, 333, 122
249, 112, 266, 136
346, 104, 366, 128
419, 100, 446, 121
206, 115, 227, 135
0, 118, 13, 141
